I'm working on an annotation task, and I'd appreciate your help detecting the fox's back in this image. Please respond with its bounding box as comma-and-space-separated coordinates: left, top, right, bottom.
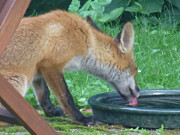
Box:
0, 10, 91, 72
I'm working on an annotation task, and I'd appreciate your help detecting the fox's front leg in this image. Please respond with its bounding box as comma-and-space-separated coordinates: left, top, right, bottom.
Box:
41, 68, 94, 125
32, 77, 64, 117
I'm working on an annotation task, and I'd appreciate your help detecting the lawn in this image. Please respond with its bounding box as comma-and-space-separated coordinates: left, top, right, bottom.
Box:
2, 23, 180, 134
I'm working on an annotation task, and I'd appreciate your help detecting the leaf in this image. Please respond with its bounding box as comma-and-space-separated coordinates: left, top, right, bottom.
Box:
167, 0, 180, 9
156, 125, 164, 133
161, 8, 180, 25
78, 98, 88, 107
141, 17, 149, 26
152, 49, 160, 54
139, 16, 159, 26
79, 0, 91, 12
148, 16, 159, 25
138, 0, 164, 15
96, 0, 112, 7
149, 30, 158, 35
79, 11, 90, 18
134, 2, 143, 10
78, 98, 86, 102
98, 7, 124, 23
65, 79, 71, 84
89, 10, 102, 21
125, 5, 141, 12
91, 1, 105, 12
146, 83, 164, 89
68, 0, 80, 13
105, 0, 129, 13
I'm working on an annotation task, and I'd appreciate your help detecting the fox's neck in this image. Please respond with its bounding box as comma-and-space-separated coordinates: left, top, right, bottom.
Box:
89, 28, 117, 65
65, 29, 119, 82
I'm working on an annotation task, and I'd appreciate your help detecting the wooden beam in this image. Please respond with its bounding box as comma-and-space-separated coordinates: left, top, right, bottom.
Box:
0, 108, 20, 125
0, 74, 58, 135
0, 0, 31, 56
0, 0, 7, 13
0, 0, 59, 134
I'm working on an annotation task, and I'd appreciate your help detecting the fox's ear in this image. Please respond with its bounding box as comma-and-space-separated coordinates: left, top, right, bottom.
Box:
86, 16, 102, 32
116, 22, 134, 53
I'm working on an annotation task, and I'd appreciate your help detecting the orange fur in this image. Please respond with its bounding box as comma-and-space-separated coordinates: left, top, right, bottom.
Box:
0, 10, 139, 125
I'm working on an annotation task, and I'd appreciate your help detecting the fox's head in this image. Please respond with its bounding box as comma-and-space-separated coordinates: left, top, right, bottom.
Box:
110, 22, 140, 106
86, 17, 140, 106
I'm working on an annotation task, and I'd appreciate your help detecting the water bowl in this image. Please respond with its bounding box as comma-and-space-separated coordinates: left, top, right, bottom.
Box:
88, 89, 180, 128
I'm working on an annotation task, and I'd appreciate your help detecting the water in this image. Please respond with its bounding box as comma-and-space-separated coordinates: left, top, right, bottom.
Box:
102, 95, 180, 109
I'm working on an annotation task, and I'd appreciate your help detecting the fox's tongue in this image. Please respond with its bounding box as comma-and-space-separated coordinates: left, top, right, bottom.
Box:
128, 97, 138, 107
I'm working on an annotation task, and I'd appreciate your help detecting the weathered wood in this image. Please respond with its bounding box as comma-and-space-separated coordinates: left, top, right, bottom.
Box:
0, 0, 58, 134
0, 0, 31, 56
0, 74, 58, 135
0, 0, 7, 13
0, 108, 20, 125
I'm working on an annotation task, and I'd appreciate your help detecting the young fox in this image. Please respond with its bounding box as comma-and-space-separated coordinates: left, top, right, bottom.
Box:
0, 10, 140, 125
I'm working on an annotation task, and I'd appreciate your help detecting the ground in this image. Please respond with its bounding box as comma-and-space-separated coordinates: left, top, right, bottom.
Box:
0, 111, 180, 135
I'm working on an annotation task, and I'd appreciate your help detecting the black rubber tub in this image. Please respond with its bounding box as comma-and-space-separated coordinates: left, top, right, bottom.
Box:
88, 89, 180, 128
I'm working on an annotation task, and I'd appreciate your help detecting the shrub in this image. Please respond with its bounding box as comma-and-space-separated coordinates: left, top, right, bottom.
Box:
68, 0, 180, 26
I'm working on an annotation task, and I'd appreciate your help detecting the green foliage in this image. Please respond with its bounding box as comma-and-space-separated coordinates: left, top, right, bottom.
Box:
68, 0, 180, 26
124, 0, 164, 15
137, 0, 164, 15
68, 0, 124, 24
123, 127, 151, 135
25, 88, 59, 109
167, 0, 180, 9
134, 25, 180, 89
26, 0, 180, 26
25, 0, 72, 15
124, 0, 180, 26
25, 88, 39, 109
156, 125, 165, 134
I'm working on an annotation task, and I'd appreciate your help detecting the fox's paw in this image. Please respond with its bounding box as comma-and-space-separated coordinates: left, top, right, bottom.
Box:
79, 116, 99, 126
44, 107, 65, 117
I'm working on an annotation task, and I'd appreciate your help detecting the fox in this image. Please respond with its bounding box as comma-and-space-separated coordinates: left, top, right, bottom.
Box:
0, 10, 140, 125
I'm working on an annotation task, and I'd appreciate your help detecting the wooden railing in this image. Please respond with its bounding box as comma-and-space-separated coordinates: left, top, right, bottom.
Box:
0, 0, 58, 134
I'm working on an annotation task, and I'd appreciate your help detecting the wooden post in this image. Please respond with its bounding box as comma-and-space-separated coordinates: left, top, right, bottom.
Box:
0, 74, 58, 135
0, 0, 30, 55
0, 108, 20, 125
0, 0, 59, 134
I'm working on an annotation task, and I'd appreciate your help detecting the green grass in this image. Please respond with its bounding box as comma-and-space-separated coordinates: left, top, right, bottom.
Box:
135, 25, 180, 89
64, 71, 113, 108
